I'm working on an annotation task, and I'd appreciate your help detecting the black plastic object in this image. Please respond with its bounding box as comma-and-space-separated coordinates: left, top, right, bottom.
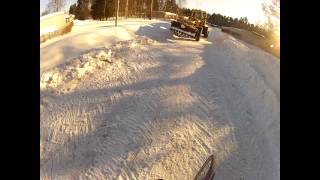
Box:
193, 155, 216, 180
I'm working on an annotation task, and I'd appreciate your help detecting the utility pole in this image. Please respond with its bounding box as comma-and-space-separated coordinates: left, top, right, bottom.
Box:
103, 0, 106, 20
125, 0, 129, 19
150, 0, 153, 20
115, 0, 119, 26
143, 2, 146, 20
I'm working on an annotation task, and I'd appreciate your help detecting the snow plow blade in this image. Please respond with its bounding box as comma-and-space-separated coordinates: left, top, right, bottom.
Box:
170, 21, 200, 40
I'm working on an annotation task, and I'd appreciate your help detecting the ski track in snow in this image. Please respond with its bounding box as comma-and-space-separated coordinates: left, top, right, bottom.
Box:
40, 20, 280, 180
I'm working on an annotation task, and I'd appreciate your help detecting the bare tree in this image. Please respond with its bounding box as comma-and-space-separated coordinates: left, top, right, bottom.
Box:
178, 0, 186, 7
44, 0, 66, 14
262, 0, 280, 33
262, 0, 280, 18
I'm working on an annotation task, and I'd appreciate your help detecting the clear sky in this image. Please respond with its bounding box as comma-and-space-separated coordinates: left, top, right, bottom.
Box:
181, 0, 270, 24
40, 0, 272, 24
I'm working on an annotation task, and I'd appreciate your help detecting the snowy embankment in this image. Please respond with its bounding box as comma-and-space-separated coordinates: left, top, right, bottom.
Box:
40, 20, 279, 180
40, 37, 154, 93
40, 19, 166, 73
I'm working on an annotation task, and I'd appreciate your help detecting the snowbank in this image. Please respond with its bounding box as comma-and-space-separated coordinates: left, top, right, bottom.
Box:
40, 27, 57, 35
40, 37, 155, 93
40, 11, 69, 36
74, 19, 95, 26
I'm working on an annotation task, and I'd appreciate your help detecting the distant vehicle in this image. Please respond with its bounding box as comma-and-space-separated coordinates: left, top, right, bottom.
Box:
209, 23, 220, 28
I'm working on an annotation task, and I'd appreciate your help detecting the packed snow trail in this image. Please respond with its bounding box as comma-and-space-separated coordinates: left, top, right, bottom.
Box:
40, 20, 280, 180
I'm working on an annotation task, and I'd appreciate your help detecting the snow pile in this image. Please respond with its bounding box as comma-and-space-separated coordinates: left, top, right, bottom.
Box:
40, 51, 110, 91
40, 27, 57, 36
74, 19, 95, 26
40, 37, 155, 93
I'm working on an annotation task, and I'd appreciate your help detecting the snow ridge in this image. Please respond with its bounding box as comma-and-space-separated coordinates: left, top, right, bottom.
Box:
40, 37, 155, 93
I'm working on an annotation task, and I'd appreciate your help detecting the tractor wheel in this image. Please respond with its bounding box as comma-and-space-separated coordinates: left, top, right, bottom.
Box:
203, 27, 209, 38
195, 27, 203, 41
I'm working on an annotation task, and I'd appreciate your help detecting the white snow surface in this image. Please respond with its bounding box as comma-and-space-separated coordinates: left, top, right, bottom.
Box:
40, 19, 280, 180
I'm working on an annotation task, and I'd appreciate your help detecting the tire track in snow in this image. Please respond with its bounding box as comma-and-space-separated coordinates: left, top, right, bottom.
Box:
202, 30, 279, 180
41, 27, 279, 180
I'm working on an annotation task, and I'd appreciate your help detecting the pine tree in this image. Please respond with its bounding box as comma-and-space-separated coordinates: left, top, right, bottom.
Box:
164, 0, 178, 13
91, 0, 106, 19
76, 0, 91, 20
153, 0, 159, 11
69, 3, 77, 15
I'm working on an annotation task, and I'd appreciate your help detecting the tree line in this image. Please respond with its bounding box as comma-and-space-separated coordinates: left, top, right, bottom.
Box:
207, 13, 271, 37
42, 0, 275, 38
68, 0, 182, 20
180, 8, 271, 37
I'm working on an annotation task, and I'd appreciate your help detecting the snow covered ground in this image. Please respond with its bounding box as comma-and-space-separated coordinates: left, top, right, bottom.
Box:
40, 19, 280, 180
40, 19, 165, 74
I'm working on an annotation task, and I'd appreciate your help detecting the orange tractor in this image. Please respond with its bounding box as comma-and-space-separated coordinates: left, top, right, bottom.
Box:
170, 9, 209, 41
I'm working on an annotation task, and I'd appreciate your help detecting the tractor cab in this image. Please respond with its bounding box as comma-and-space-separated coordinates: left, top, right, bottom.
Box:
189, 10, 208, 26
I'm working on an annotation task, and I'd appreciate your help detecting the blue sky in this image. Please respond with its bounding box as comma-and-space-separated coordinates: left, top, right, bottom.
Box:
40, 0, 76, 14
40, 0, 272, 24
